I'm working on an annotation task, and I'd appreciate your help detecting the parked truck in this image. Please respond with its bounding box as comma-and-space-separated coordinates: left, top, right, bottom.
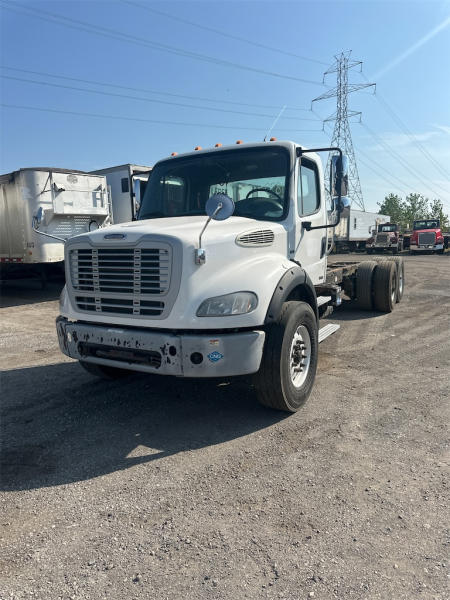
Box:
54, 141, 404, 413
333, 208, 390, 252
91, 164, 152, 224
366, 222, 403, 254
407, 219, 447, 254
0, 167, 110, 283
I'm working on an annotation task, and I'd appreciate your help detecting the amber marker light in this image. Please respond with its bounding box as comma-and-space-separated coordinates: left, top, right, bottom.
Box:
194, 146, 202, 150
215, 143, 222, 147
236, 140, 243, 144
171, 152, 178, 156
270, 137, 277, 141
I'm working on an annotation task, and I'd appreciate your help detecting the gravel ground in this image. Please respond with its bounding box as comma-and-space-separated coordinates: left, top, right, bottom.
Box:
1, 254, 449, 600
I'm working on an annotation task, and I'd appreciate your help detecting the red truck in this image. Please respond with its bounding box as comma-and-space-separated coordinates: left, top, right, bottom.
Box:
409, 219, 446, 254
366, 223, 403, 254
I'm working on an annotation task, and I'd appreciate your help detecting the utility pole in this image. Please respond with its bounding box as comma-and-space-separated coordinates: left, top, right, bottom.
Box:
312, 51, 375, 211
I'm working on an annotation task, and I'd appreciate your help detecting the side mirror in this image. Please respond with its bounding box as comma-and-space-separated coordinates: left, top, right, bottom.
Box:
33, 206, 44, 227
330, 154, 349, 206
133, 178, 142, 217
205, 193, 235, 221
195, 194, 235, 265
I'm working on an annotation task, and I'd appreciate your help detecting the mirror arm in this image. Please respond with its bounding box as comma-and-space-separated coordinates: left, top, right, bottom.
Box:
297, 146, 343, 231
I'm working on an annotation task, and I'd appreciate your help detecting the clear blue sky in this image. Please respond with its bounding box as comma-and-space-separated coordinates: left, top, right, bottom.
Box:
1, 0, 449, 212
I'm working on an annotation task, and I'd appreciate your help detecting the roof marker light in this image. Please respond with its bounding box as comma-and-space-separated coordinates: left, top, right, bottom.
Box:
195, 146, 202, 151
236, 140, 243, 144
171, 152, 178, 156
215, 143, 222, 147
270, 137, 277, 141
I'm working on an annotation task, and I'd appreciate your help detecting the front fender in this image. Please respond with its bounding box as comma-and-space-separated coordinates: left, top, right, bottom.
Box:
265, 266, 318, 323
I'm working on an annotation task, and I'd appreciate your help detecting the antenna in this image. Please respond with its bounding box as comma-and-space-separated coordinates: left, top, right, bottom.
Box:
312, 51, 375, 210
264, 105, 287, 141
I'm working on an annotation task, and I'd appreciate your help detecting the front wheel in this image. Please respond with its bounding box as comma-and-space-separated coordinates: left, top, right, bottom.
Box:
253, 301, 318, 412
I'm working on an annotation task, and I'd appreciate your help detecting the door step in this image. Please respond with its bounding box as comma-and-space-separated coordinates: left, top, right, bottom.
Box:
317, 295, 332, 307
318, 323, 340, 343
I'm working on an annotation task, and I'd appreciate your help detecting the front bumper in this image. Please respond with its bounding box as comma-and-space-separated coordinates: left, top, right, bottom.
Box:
410, 243, 443, 252
56, 317, 265, 377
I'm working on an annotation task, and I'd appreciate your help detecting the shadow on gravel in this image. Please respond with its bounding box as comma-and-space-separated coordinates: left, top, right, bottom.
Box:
1, 361, 285, 491
325, 301, 386, 321
0, 280, 64, 308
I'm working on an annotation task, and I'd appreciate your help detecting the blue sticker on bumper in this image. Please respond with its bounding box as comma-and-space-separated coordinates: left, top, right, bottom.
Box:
207, 351, 224, 362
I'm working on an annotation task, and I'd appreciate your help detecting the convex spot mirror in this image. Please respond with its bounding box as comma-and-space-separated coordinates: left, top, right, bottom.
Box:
206, 193, 235, 221
336, 196, 351, 217
330, 154, 349, 207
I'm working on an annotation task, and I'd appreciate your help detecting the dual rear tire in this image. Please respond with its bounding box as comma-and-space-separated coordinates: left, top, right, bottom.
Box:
356, 258, 404, 312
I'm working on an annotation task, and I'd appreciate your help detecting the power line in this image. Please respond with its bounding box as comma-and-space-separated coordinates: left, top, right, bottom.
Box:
361, 122, 450, 198
2, 74, 322, 122
121, 0, 328, 66
0, 103, 324, 133
1, 66, 312, 112
362, 72, 450, 181
0, 0, 326, 86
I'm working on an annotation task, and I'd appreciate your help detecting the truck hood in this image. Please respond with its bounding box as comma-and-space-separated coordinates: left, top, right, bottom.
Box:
82, 215, 286, 246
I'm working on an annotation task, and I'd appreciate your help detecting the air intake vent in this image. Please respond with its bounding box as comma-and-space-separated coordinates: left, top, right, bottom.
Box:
236, 229, 275, 247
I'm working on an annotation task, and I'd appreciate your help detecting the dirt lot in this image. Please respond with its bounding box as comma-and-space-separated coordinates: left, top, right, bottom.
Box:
1, 254, 449, 600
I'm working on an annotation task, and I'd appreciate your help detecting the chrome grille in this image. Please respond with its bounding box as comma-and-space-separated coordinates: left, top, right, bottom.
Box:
376, 233, 388, 244
69, 244, 171, 317
418, 232, 435, 245
236, 229, 275, 247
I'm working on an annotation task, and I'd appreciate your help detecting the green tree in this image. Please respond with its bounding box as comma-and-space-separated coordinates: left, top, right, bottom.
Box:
428, 198, 449, 231
377, 193, 405, 227
403, 193, 429, 229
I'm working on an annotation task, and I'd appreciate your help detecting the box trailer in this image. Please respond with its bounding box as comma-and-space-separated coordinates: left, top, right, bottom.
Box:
91, 164, 152, 224
333, 209, 390, 251
0, 167, 110, 281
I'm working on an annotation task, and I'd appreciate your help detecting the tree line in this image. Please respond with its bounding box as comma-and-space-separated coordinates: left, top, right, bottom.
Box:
378, 193, 450, 231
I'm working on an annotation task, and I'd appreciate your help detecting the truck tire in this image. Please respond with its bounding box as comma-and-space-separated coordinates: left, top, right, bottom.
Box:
253, 301, 318, 413
79, 360, 132, 380
355, 261, 377, 310
375, 257, 404, 303
373, 261, 396, 312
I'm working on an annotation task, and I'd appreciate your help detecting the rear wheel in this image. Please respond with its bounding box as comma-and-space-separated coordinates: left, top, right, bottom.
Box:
373, 261, 396, 312
79, 360, 133, 379
355, 261, 377, 310
254, 301, 318, 413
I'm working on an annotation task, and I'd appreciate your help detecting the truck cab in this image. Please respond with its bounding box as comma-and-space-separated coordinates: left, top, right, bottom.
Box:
367, 223, 403, 254
57, 140, 401, 413
409, 219, 445, 254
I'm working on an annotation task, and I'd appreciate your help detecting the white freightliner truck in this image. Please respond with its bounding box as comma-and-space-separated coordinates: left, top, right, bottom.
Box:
54, 141, 404, 412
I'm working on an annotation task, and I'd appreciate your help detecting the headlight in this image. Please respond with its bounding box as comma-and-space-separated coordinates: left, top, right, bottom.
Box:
197, 292, 258, 317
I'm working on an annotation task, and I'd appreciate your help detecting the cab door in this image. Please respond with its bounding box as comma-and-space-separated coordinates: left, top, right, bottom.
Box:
293, 157, 327, 285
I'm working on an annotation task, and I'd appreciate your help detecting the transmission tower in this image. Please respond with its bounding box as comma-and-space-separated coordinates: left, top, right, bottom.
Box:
312, 51, 375, 211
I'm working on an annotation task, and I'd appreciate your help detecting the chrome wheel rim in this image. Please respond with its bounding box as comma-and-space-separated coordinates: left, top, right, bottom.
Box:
391, 271, 397, 303
398, 266, 403, 296
289, 325, 312, 388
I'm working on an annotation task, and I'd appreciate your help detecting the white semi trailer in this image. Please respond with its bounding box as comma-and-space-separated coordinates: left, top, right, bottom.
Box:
0, 167, 110, 282
333, 208, 390, 252
90, 164, 152, 224
55, 141, 404, 412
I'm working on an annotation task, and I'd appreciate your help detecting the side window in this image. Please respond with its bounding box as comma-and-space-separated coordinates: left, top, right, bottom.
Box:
297, 161, 319, 216
121, 177, 129, 193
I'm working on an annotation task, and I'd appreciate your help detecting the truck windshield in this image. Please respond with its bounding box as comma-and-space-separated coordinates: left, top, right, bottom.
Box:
138, 147, 289, 222
413, 220, 440, 230
378, 224, 397, 232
